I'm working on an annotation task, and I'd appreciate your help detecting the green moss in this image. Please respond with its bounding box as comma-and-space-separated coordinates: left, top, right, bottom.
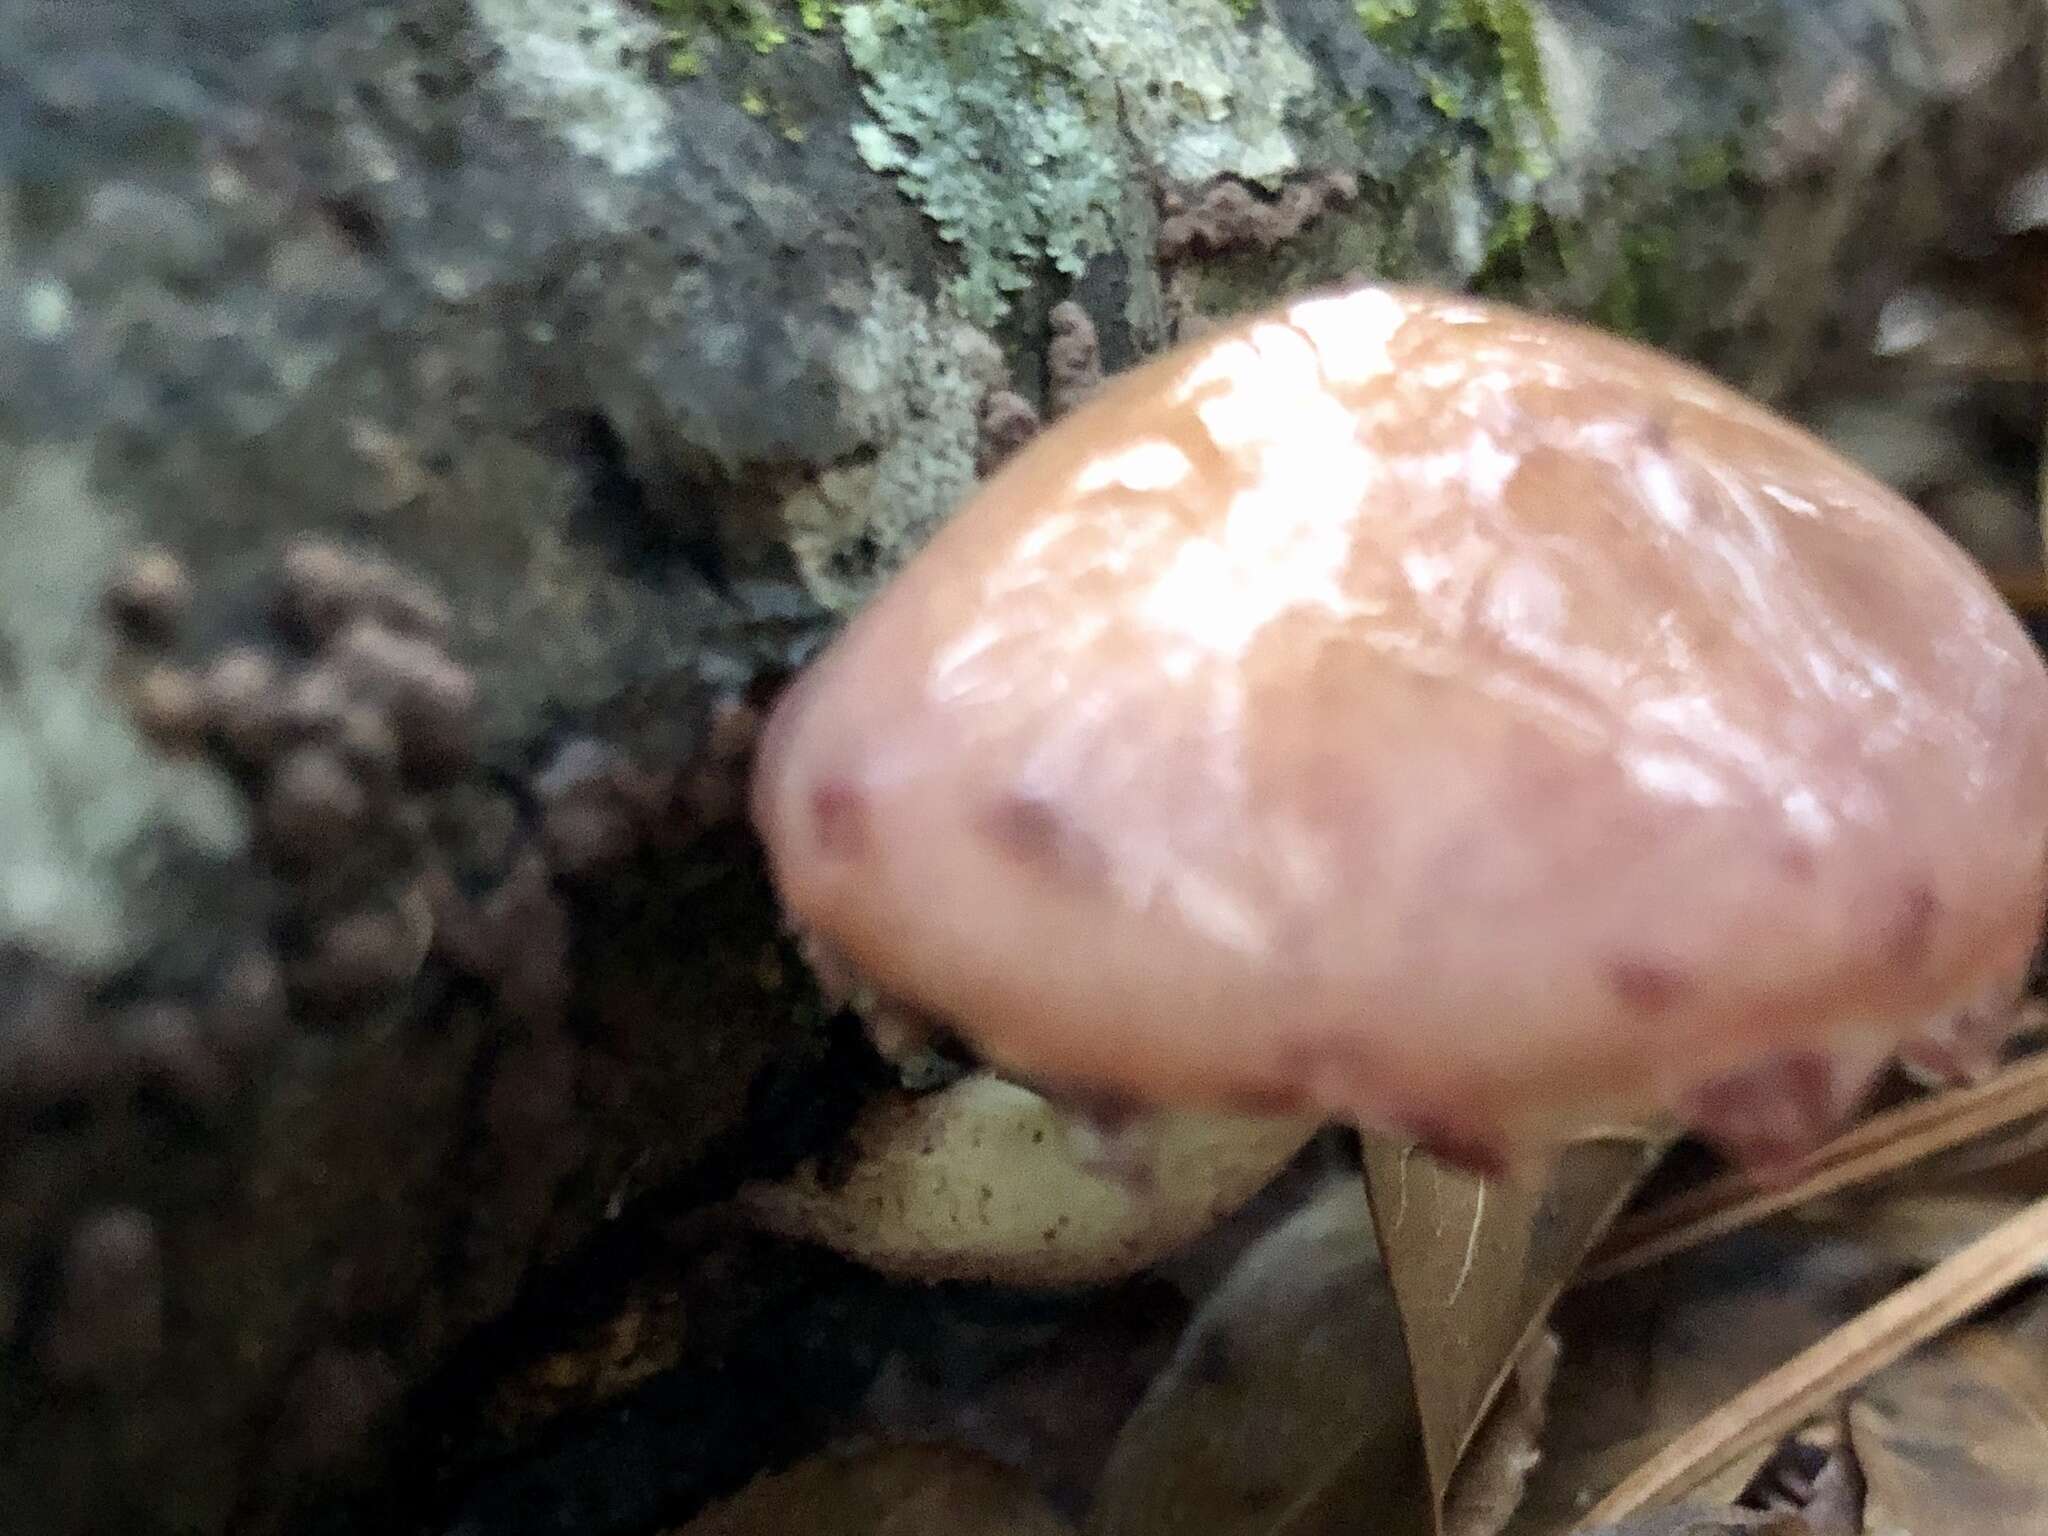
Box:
1476, 0, 1548, 140
1355, 0, 1418, 29
1592, 227, 1680, 337
1458, 135, 1748, 344
1482, 196, 1537, 262
1353, 0, 1552, 182
1261, 0, 1560, 304
904, 0, 1013, 24
648, 0, 843, 137
1324, 0, 1778, 356
1053, 0, 1785, 368
1676, 136, 1738, 192
650, 0, 795, 75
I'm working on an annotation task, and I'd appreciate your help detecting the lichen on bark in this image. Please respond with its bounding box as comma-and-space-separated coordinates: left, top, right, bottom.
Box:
839, 0, 1321, 326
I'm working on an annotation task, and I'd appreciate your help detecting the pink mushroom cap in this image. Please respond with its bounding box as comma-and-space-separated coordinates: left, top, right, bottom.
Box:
752, 284, 2048, 1172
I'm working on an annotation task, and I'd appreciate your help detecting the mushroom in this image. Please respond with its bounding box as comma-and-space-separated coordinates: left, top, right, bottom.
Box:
751, 284, 2048, 1176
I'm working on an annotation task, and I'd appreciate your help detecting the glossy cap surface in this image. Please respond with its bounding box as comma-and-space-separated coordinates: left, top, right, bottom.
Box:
753, 286, 2048, 1164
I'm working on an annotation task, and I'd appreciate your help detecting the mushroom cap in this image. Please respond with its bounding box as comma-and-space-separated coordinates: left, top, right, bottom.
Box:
753, 285, 2048, 1164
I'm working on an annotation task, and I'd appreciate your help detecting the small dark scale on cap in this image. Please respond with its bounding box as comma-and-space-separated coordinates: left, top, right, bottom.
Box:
1680, 1050, 1843, 1174
1391, 1114, 1511, 1181
809, 779, 871, 859
1777, 840, 1821, 886
1605, 956, 1693, 1018
1882, 880, 1941, 974
978, 792, 1107, 887
1214, 1080, 1314, 1119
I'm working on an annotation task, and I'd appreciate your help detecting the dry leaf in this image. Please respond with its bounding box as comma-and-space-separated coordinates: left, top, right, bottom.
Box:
1792, 1188, 2047, 1273
1090, 1159, 1590, 1536
1733, 1431, 1864, 1532
1509, 1228, 1902, 1533
671, 1442, 1076, 1536
481, 1282, 691, 1442
1571, 1427, 1863, 1535
737, 1077, 1316, 1286
1786, 1087, 2048, 1271
1850, 1290, 2048, 1533
1572, 1500, 1837, 1535
1584, 1193, 2048, 1522
1443, 1334, 1559, 1536
1363, 1132, 1668, 1532
856, 1279, 1189, 1517
1572, 1515, 1817, 1536
1086, 1174, 1423, 1536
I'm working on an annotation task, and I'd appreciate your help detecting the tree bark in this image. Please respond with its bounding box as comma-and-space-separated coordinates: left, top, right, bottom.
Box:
0, 0, 2038, 1529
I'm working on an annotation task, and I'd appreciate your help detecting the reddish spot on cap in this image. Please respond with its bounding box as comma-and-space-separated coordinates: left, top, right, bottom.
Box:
1883, 881, 1940, 974
1394, 1114, 1510, 1180
1683, 1051, 1849, 1176
1606, 957, 1692, 1019
808, 780, 870, 859
1777, 842, 1820, 886
978, 792, 1106, 887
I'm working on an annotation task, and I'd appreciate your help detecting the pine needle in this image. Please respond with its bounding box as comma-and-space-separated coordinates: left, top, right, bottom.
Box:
1578, 1191, 2048, 1526
1585, 1043, 2048, 1282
